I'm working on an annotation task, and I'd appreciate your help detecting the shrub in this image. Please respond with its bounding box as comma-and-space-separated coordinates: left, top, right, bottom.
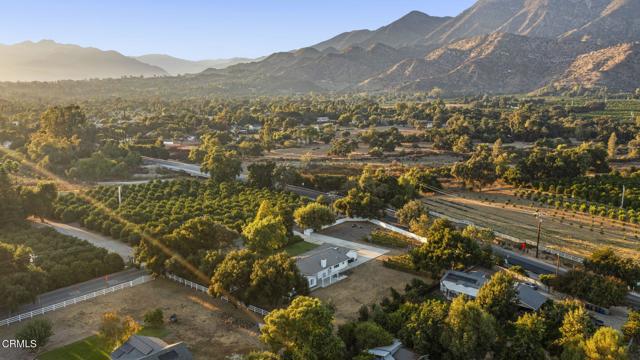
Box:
143, 308, 164, 328
15, 319, 53, 353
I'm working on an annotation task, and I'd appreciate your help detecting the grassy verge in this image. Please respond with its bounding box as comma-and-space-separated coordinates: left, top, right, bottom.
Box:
38, 335, 110, 360
38, 327, 170, 360
284, 241, 319, 256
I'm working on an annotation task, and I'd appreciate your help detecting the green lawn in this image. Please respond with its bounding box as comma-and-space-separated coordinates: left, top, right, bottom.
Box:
38, 336, 110, 360
284, 241, 319, 256
38, 327, 169, 360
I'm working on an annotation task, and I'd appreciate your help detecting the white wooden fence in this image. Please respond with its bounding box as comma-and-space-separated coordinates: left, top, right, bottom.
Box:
0, 275, 153, 327
165, 273, 269, 317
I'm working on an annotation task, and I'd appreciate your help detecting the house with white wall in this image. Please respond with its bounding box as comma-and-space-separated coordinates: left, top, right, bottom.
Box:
296, 244, 357, 289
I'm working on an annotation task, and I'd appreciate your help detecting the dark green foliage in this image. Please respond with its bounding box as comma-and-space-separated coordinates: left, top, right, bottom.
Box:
0, 226, 124, 311
409, 219, 492, 276
550, 269, 628, 308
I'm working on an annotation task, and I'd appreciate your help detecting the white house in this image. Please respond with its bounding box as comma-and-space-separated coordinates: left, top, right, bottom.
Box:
296, 244, 358, 289
440, 270, 487, 300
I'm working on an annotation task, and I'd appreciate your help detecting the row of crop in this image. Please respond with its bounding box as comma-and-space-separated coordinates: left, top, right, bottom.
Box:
53, 179, 304, 245
514, 188, 640, 224
527, 174, 640, 211
0, 226, 125, 288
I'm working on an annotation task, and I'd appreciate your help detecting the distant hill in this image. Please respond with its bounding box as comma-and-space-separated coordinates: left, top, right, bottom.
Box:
0, 40, 167, 82
135, 54, 259, 75
2, 0, 640, 97
314, 11, 450, 50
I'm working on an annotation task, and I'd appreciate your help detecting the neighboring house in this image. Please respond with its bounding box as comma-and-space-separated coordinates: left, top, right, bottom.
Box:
368, 339, 418, 360
440, 270, 549, 311
440, 270, 487, 300
516, 283, 550, 311
296, 244, 358, 289
317, 116, 332, 123
111, 335, 192, 360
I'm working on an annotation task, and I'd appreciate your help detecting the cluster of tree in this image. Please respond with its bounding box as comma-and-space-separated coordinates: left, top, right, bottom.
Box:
359, 127, 403, 153
54, 179, 303, 243
0, 226, 124, 311
248, 273, 634, 360
67, 140, 142, 181
209, 250, 309, 309
528, 172, 640, 212
584, 248, 640, 288
543, 269, 629, 308
408, 219, 493, 277
508, 143, 609, 183
333, 166, 417, 218
0, 160, 59, 224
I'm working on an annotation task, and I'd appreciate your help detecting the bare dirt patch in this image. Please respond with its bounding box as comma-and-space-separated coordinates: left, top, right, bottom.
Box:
0, 279, 262, 360
313, 256, 431, 325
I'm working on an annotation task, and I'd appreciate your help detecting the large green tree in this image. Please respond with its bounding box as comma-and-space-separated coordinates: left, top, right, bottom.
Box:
440, 296, 498, 360
243, 216, 288, 254
294, 203, 335, 231
200, 146, 242, 183
451, 145, 497, 191
399, 299, 448, 357
475, 271, 519, 322
248, 252, 309, 308
260, 296, 346, 360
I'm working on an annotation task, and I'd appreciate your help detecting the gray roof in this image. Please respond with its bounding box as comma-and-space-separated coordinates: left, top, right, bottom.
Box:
517, 283, 549, 311
111, 335, 192, 360
295, 244, 351, 276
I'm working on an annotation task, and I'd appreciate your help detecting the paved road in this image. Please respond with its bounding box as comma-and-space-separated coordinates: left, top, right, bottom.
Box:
35, 219, 134, 261
1, 268, 147, 318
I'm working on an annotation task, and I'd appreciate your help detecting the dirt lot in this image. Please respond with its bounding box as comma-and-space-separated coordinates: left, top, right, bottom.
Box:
423, 185, 640, 259
313, 254, 432, 325
0, 279, 262, 360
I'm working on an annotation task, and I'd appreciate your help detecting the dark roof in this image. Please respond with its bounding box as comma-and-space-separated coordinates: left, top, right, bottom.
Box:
295, 244, 352, 276
517, 283, 549, 311
111, 335, 192, 360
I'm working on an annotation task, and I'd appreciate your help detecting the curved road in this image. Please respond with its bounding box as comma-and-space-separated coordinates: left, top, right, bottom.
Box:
34, 219, 133, 261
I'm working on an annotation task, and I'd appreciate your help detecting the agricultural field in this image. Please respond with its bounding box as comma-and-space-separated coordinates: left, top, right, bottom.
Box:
0, 279, 262, 360
422, 185, 640, 259
0, 226, 125, 313
53, 179, 304, 241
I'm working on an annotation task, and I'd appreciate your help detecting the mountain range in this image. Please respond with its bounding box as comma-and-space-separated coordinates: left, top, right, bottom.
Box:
2, 0, 640, 95
192, 0, 640, 95
0, 40, 258, 81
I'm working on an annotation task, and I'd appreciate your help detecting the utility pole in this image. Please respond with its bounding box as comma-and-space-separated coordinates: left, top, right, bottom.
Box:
621, 185, 626, 209
118, 186, 122, 207
535, 211, 542, 259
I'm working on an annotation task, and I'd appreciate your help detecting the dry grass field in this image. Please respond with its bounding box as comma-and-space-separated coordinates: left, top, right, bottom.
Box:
313, 252, 431, 325
0, 279, 262, 360
423, 185, 640, 259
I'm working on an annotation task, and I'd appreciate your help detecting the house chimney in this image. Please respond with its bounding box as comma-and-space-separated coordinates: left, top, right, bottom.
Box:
320, 259, 327, 268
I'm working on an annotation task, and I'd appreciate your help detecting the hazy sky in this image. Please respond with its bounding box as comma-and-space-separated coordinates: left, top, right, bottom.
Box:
0, 0, 476, 60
